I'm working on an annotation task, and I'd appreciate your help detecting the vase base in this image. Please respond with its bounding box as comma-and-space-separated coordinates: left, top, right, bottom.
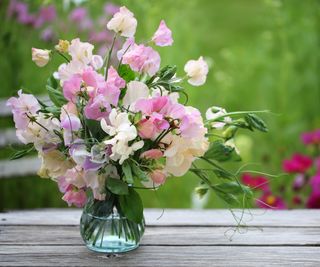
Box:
84, 236, 140, 253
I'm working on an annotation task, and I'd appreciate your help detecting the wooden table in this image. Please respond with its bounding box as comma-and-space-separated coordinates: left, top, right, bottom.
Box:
1, 209, 320, 266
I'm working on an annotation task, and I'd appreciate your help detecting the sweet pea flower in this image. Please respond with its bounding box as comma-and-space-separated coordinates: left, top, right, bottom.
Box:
123, 81, 149, 108
122, 44, 161, 76
31, 48, 51, 67
65, 166, 86, 188
106, 66, 126, 89
6, 90, 40, 129
140, 149, 163, 160
69, 7, 87, 22
60, 113, 81, 131
90, 55, 104, 70
152, 20, 173, 47
205, 106, 232, 129
107, 6, 137, 37
84, 94, 111, 120
68, 38, 94, 65
57, 176, 72, 193
184, 56, 208, 86
104, 3, 120, 15
138, 118, 157, 139
180, 107, 206, 139
117, 37, 135, 60
62, 189, 87, 208
62, 74, 82, 102
150, 169, 167, 185
282, 154, 313, 173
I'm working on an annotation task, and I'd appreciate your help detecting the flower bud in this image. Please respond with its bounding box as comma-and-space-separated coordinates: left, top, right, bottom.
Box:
222, 126, 238, 140
31, 48, 51, 67
55, 40, 70, 53
195, 186, 208, 199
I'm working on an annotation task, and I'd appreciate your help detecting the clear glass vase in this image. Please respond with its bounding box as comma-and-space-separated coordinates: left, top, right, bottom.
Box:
80, 196, 145, 253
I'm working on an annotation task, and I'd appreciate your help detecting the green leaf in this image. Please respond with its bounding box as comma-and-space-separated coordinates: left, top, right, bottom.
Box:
122, 161, 133, 184
158, 65, 177, 80
214, 191, 239, 206
214, 182, 252, 196
131, 164, 149, 182
118, 64, 135, 83
106, 178, 128, 195
212, 169, 234, 180
119, 187, 144, 223
204, 140, 241, 162
10, 144, 35, 160
85, 118, 105, 141
46, 85, 67, 107
245, 113, 268, 132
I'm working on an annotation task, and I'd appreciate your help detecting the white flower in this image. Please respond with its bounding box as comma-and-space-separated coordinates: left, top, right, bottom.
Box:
184, 56, 209, 86
101, 109, 143, 164
123, 81, 149, 108
163, 134, 209, 177
32, 48, 51, 67
91, 55, 104, 70
68, 38, 94, 65
57, 60, 86, 83
205, 106, 232, 129
107, 6, 137, 37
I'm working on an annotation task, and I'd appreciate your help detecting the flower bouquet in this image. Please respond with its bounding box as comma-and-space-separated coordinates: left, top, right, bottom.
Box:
7, 6, 268, 253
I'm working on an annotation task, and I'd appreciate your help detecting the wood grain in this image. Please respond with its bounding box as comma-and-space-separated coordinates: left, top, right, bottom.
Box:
1, 209, 320, 227
0, 225, 320, 246
1, 245, 319, 266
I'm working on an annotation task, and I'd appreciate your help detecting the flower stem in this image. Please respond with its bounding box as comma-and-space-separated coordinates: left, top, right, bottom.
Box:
104, 33, 117, 80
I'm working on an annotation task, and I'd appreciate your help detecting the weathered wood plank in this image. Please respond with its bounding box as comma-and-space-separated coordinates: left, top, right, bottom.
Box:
0, 157, 40, 178
0, 245, 319, 266
0, 225, 320, 246
1, 209, 320, 227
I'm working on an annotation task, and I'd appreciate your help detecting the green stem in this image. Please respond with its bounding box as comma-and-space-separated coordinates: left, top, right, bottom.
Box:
104, 33, 117, 80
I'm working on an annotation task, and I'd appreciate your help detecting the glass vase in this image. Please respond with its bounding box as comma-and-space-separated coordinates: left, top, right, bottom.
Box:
80, 195, 145, 253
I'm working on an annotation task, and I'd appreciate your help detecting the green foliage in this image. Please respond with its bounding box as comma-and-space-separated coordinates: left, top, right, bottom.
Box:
245, 114, 268, 132
46, 75, 67, 108
204, 140, 241, 162
118, 64, 135, 83
131, 163, 149, 182
9, 144, 35, 160
119, 187, 144, 223
122, 161, 133, 184
106, 178, 129, 195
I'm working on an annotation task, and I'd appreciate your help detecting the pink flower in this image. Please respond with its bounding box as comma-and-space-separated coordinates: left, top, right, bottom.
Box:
257, 193, 286, 209
117, 37, 135, 60
106, 66, 126, 89
6, 90, 40, 129
307, 191, 320, 208
34, 5, 56, 28
69, 7, 87, 22
292, 174, 305, 191
135, 96, 169, 115
62, 189, 87, 208
152, 20, 173, 47
282, 154, 313, 173
301, 129, 320, 145
82, 68, 104, 89
60, 113, 81, 131
122, 44, 161, 76
84, 94, 111, 120
150, 170, 167, 185
57, 176, 72, 193
179, 107, 205, 138
310, 174, 320, 193
140, 149, 163, 159
241, 173, 270, 192
138, 118, 157, 139
104, 3, 120, 15
62, 74, 82, 102
98, 83, 121, 107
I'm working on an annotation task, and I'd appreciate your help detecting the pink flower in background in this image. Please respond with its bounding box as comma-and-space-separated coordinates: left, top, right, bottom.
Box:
62, 189, 87, 208
122, 44, 161, 76
152, 20, 173, 47
306, 191, 320, 208
292, 174, 305, 191
40, 27, 55, 42
69, 7, 87, 22
104, 3, 120, 15
241, 173, 270, 191
34, 5, 56, 28
257, 193, 286, 209
301, 129, 320, 145
282, 153, 313, 173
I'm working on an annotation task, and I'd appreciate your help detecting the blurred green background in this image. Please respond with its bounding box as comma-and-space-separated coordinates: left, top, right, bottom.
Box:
0, 0, 319, 210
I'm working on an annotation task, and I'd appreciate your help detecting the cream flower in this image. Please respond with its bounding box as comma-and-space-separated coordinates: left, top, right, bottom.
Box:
107, 6, 137, 37
123, 81, 149, 108
101, 109, 143, 164
38, 150, 75, 179
164, 134, 209, 177
68, 38, 94, 65
205, 106, 232, 129
31, 48, 51, 67
184, 56, 209, 86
